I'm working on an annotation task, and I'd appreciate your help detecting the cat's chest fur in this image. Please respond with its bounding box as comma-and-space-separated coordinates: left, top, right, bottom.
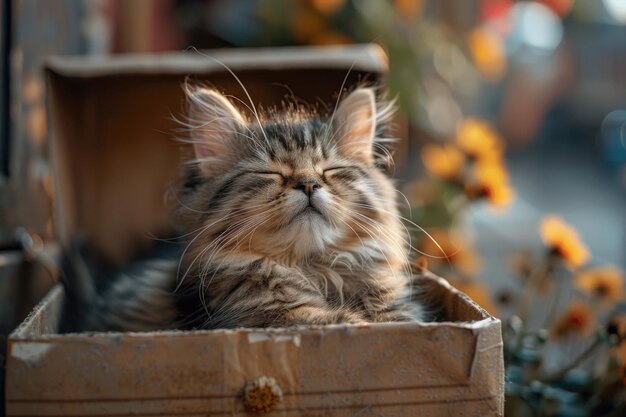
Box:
270, 250, 407, 308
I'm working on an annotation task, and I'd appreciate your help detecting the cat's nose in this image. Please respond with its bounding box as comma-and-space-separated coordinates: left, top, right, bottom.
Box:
295, 178, 321, 197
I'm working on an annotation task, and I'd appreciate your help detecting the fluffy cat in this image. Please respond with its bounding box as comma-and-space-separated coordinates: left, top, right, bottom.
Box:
61, 86, 424, 332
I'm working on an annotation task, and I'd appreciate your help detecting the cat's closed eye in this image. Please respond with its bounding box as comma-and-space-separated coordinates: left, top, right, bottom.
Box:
323, 166, 356, 175
254, 171, 285, 179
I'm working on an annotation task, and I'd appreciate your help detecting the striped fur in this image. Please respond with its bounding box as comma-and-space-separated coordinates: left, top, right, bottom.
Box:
62, 87, 424, 332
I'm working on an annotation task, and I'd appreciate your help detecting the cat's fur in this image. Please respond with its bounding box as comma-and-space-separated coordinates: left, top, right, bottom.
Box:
61, 86, 424, 332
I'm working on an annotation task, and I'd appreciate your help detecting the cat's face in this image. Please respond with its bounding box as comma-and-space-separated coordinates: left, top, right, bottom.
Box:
182, 87, 401, 261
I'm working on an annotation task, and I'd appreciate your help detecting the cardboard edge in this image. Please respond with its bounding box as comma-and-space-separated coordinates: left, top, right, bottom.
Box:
9, 273, 501, 342
9, 285, 63, 338
44, 44, 389, 79
6, 281, 503, 411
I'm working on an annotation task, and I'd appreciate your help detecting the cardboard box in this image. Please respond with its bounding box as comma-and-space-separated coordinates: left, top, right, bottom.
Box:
7, 275, 503, 416
5, 44, 504, 416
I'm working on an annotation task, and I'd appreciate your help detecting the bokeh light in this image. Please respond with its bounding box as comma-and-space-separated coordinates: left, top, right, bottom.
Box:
507, 2, 563, 52
603, 0, 626, 24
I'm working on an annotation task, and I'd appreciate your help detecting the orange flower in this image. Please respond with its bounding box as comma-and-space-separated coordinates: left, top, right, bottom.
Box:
465, 161, 515, 208
451, 279, 499, 317
309, 0, 346, 15
456, 118, 504, 163
468, 27, 507, 82
394, 0, 425, 23
551, 300, 596, 338
420, 144, 465, 181
575, 266, 624, 306
419, 229, 482, 277
540, 216, 590, 269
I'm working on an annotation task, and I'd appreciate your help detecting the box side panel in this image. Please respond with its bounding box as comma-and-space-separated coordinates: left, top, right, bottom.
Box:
6, 322, 503, 416
469, 320, 504, 416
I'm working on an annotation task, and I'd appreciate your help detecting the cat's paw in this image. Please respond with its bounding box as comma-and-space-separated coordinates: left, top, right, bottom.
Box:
284, 306, 367, 326
370, 310, 420, 323
335, 310, 368, 325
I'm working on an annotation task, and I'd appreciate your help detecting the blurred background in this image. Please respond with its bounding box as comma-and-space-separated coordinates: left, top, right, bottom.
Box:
2, 0, 624, 315
1, 0, 625, 415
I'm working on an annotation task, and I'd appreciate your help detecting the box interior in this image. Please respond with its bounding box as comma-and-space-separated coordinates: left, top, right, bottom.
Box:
47, 46, 392, 265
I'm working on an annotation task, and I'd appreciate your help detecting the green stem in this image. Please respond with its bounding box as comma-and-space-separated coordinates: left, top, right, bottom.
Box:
540, 337, 603, 383
517, 256, 551, 326
541, 271, 563, 329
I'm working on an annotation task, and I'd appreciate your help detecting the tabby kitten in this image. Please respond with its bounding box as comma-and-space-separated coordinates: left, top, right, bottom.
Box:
61, 86, 424, 332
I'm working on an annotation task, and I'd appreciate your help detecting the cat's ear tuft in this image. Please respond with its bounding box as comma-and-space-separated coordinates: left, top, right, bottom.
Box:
332, 88, 377, 164
186, 87, 246, 175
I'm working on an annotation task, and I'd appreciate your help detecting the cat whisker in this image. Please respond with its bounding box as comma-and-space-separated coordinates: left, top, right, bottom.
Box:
188, 48, 272, 148
335, 190, 451, 262
322, 62, 356, 144
175, 206, 269, 291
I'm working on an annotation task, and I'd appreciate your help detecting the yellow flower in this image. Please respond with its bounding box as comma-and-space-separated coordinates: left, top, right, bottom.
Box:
540, 216, 590, 269
465, 161, 515, 208
419, 229, 482, 277
551, 300, 596, 339
575, 266, 624, 305
420, 144, 465, 181
468, 27, 507, 82
456, 118, 504, 163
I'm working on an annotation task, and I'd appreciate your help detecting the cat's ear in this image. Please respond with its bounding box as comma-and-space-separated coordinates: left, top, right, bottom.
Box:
332, 88, 377, 164
186, 88, 246, 175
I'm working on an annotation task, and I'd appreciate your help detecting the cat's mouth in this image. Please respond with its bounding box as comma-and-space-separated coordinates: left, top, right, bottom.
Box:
288, 203, 326, 225
303, 204, 322, 216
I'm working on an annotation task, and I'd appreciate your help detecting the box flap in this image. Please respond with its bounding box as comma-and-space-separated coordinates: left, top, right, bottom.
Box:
45, 44, 388, 78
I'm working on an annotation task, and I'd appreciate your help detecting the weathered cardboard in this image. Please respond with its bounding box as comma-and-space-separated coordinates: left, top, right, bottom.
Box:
5, 45, 504, 416
7, 276, 503, 416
